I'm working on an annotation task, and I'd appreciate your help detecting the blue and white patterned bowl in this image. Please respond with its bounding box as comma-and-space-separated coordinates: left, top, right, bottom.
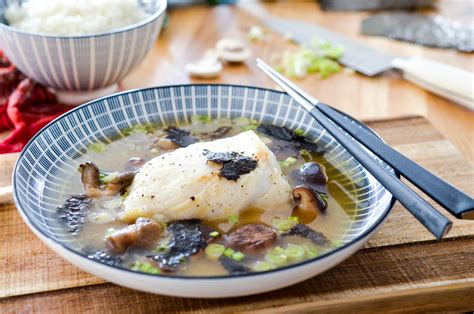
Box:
0, 0, 166, 92
13, 84, 395, 297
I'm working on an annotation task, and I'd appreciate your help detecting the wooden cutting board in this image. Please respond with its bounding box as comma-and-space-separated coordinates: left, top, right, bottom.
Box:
1, 117, 473, 313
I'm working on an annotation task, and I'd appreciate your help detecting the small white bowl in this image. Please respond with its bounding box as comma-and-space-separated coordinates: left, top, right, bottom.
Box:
0, 0, 167, 103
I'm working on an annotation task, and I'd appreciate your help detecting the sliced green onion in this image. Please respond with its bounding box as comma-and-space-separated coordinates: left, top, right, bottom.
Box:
280, 156, 297, 168
264, 250, 287, 266
88, 142, 106, 153
278, 38, 343, 80
271, 246, 285, 255
294, 129, 305, 136
331, 239, 342, 248
253, 261, 276, 272
285, 244, 306, 262
243, 124, 258, 131
154, 243, 170, 254
101, 172, 120, 184
272, 216, 299, 232
302, 243, 318, 258
232, 251, 246, 262
228, 214, 239, 224
205, 244, 226, 261
299, 149, 312, 161
223, 247, 235, 258
131, 261, 161, 275
191, 115, 212, 124
210, 231, 220, 238
120, 192, 129, 201
123, 124, 156, 136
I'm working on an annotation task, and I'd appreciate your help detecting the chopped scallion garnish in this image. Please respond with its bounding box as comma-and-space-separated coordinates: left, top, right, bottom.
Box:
191, 115, 212, 124
131, 261, 161, 275
223, 247, 235, 258
294, 129, 305, 136
253, 261, 276, 272
232, 251, 246, 262
210, 231, 220, 237
228, 214, 239, 224
285, 244, 306, 262
205, 244, 226, 261
154, 243, 170, 254
88, 142, 106, 153
272, 216, 299, 232
299, 149, 312, 161
279, 156, 297, 168
123, 124, 156, 136
302, 243, 318, 258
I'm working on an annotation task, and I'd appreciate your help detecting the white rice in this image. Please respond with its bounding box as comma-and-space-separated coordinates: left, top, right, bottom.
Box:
5, 0, 151, 35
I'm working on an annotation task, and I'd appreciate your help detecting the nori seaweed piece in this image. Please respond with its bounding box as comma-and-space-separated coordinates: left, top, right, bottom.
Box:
285, 224, 331, 246
149, 219, 213, 272
361, 13, 474, 52
164, 127, 199, 147
87, 250, 123, 267
57, 194, 92, 234
203, 149, 258, 181
257, 124, 325, 154
219, 256, 252, 275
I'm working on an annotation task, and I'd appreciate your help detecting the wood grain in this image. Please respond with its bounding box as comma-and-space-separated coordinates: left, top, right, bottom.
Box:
122, 1, 474, 163
1, 117, 473, 305
2, 238, 473, 313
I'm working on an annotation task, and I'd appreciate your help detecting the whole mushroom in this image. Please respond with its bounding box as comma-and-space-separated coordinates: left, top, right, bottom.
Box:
292, 185, 328, 223
215, 38, 251, 63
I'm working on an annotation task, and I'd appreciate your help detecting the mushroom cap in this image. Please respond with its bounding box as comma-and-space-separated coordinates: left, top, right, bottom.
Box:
185, 58, 223, 78
215, 38, 251, 63
292, 185, 327, 214
299, 162, 328, 185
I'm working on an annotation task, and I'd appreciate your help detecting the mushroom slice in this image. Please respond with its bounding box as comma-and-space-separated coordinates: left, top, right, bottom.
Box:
155, 138, 180, 150
292, 185, 327, 219
103, 172, 135, 196
78, 162, 135, 198
79, 162, 100, 190
224, 224, 277, 255
215, 38, 251, 63
106, 217, 163, 253
186, 57, 223, 78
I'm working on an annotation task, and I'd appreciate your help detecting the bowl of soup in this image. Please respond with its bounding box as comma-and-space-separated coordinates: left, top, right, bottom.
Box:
13, 84, 395, 298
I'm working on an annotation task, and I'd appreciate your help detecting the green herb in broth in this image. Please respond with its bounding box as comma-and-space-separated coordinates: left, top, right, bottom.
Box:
61, 116, 360, 277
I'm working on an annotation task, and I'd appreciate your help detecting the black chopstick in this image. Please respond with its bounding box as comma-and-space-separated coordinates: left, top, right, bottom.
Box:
316, 104, 474, 220
256, 58, 452, 239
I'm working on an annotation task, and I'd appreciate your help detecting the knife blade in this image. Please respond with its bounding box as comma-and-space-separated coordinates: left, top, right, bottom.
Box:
265, 18, 394, 76
263, 17, 474, 109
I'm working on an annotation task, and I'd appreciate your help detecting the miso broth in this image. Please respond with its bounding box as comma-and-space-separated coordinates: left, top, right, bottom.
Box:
57, 117, 358, 276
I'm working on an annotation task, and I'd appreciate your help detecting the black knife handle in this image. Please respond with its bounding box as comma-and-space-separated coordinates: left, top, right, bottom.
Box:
317, 103, 474, 219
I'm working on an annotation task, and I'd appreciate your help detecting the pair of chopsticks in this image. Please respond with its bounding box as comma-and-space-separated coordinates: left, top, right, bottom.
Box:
256, 58, 474, 239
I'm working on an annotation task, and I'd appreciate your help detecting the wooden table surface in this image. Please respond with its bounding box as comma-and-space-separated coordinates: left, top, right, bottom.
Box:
123, 0, 474, 163
1, 1, 474, 313
1, 117, 473, 313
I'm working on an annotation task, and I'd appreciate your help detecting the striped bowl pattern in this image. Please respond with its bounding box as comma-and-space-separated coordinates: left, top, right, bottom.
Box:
0, 0, 166, 91
13, 85, 396, 296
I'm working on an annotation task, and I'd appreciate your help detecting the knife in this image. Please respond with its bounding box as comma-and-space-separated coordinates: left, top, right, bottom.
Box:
264, 18, 474, 110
